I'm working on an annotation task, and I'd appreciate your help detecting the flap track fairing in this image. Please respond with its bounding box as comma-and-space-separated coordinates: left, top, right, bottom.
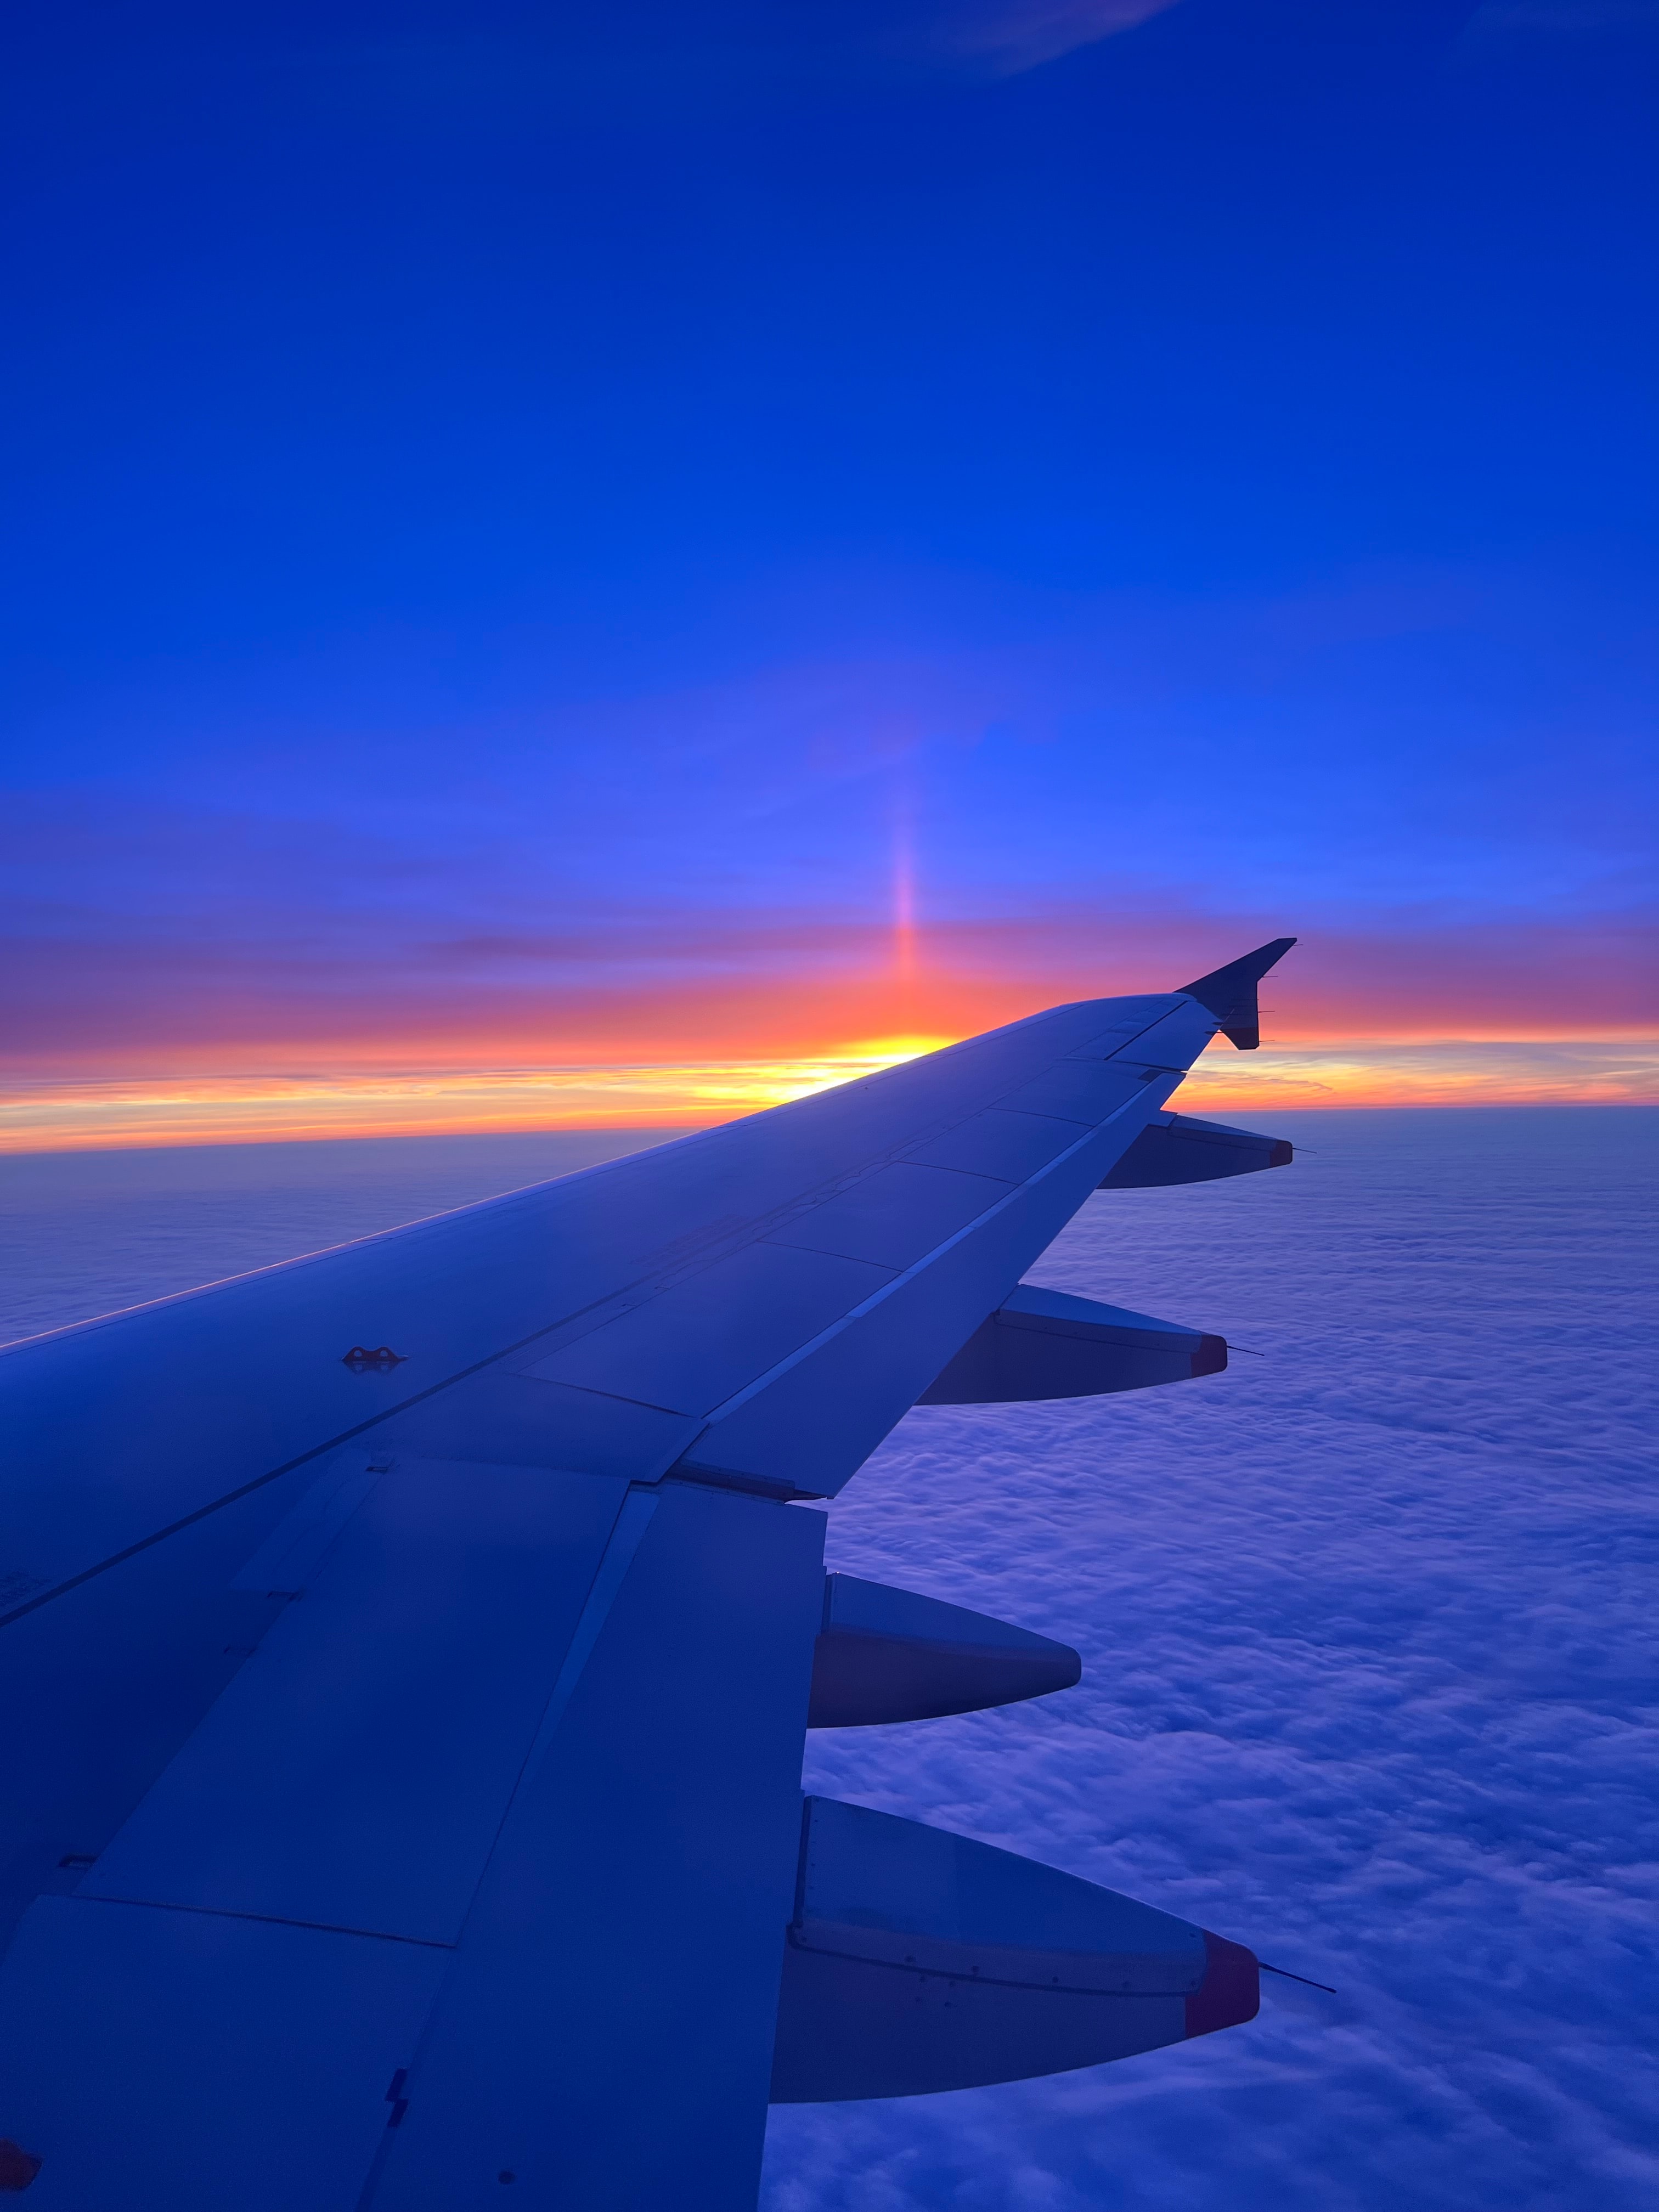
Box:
918, 1284, 1224, 1406
770, 1797, 1259, 2101
1098, 1110, 1292, 1190
808, 1573, 1080, 1729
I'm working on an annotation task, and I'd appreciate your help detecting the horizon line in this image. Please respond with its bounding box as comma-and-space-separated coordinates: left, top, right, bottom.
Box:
3, 1034, 1656, 1154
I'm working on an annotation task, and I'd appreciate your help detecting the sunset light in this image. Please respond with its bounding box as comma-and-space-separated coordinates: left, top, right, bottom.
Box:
4, 3, 1657, 2206
6, 1033, 1655, 1153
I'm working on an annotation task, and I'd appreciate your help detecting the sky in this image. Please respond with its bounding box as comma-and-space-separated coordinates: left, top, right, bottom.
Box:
3, 0, 1657, 1147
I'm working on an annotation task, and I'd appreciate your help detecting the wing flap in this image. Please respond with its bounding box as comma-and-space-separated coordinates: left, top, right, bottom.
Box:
1, 1480, 826, 2208
375, 1373, 699, 1480
0, 1897, 444, 2211
522, 1243, 893, 1418
369, 1483, 824, 2211
680, 1154, 1094, 1495
899, 1108, 1090, 1181
990, 1058, 1150, 1125
764, 1161, 1008, 1271
80, 1458, 628, 1945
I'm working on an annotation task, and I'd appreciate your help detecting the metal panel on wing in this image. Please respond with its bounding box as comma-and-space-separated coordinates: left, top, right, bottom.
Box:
765, 1162, 1005, 1271
522, 1243, 892, 1418
82, 1459, 629, 1946
899, 1109, 1090, 1183
377, 1372, 701, 1480
991, 1059, 1148, 1126
368, 1482, 825, 2212
0, 1896, 444, 2211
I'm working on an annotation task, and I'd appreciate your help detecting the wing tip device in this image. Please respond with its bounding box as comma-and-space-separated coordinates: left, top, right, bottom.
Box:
1179, 935, 1297, 1051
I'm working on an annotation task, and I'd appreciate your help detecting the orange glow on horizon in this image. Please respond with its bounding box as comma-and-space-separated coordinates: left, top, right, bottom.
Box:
1, 1031, 1654, 1153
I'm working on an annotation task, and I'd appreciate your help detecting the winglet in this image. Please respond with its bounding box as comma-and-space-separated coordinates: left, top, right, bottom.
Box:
1178, 938, 1296, 1051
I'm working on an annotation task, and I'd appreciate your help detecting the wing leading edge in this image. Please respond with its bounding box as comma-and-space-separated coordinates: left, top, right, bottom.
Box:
0, 939, 1297, 2209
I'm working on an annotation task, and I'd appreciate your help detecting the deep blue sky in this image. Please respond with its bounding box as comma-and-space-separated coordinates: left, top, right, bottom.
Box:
3, 1, 1656, 1132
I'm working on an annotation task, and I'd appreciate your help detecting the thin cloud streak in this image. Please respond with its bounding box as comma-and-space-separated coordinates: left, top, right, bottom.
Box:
5, 1039, 1655, 1153
3, 896, 1653, 1070
943, 0, 1182, 73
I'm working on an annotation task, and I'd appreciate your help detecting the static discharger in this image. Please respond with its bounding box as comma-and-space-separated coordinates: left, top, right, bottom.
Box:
1261, 1961, 1338, 1995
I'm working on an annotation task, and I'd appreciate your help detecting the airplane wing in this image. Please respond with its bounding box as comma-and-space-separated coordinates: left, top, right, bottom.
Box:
0, 938, 1295, 2209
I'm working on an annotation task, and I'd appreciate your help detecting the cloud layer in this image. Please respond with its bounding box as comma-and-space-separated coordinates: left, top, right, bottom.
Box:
768, 1105, 1659, 2206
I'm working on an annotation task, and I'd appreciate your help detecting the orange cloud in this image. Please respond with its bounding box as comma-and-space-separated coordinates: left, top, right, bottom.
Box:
4, 889, 1655, 1148
4, 1036, 1654, 1154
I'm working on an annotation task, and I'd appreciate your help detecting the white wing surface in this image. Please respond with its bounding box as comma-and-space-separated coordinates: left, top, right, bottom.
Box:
0, 941, 1294, 2208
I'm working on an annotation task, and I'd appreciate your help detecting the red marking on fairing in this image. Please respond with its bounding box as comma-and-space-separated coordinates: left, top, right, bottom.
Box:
1184, 1930, 1260, 2038
0, 2140, 40, 2191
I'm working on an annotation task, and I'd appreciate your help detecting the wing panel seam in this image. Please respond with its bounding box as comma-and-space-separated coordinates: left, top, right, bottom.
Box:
47, 1892, 457, 1951
692, 1092, 1147, 1432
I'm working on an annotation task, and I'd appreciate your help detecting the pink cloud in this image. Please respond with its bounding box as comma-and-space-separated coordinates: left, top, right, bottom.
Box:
2, 896, 1652, 1081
